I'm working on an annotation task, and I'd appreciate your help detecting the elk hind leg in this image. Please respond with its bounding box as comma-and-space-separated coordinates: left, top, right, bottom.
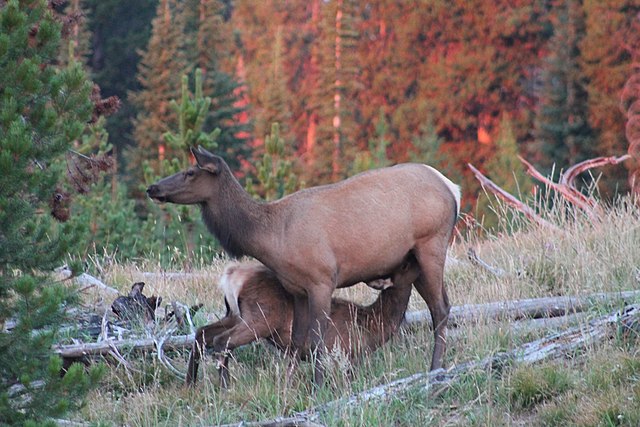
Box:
413, 239, 450, 371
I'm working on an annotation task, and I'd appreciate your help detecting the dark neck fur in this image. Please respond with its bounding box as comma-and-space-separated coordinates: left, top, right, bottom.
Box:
199, 169, 270, 259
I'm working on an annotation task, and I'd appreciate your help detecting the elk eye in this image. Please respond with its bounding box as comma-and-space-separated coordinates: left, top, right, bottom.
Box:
186, 170, 195, 177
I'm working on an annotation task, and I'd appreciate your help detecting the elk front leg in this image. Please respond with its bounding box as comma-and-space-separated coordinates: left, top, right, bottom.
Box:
291, 294, 310, 356
308, 286, 333, 386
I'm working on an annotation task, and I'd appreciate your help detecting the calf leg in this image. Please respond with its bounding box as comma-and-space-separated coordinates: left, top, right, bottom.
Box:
186, 317, 236, 386
413, 239, 451, 371
206, 322, 271, 388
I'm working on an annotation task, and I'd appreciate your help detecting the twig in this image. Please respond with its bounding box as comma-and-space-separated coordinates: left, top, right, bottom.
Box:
466, 248, 506, 276
155, 333, 187, 381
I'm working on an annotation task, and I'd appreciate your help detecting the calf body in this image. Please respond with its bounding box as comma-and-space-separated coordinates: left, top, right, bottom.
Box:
186, 259, 418, 387
148, 146, 460, 384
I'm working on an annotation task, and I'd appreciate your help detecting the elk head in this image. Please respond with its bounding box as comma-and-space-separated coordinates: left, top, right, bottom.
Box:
146, 146, 225, 204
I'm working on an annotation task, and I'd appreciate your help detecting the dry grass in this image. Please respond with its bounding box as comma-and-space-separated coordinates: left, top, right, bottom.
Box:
69, 196, 640, 426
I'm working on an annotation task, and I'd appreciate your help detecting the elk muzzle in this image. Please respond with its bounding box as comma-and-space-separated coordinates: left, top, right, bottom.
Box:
146, 185, 168, 203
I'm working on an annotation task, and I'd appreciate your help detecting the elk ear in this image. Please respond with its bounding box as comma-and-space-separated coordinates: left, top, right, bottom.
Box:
191, 146, 221, 174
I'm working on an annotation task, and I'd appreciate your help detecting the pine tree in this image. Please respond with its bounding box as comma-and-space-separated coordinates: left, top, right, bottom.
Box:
351, 110, 390, 174
128, 0, 186, 184
184, 0, 251, 165
0, 1, 102, 423
259, 25, 291, 141
533, 0, 594, 178
246, 123, 299, 201
143, 68, 221, 264
409, 118, 449, 172
85, 0, 157, 156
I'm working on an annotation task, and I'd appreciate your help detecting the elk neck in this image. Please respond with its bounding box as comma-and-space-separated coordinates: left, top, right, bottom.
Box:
199, 172, 279, 259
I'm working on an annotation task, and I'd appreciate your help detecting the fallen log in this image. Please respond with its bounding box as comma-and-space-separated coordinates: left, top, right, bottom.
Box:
404, 289, 640, 327
55, 266, 120, 295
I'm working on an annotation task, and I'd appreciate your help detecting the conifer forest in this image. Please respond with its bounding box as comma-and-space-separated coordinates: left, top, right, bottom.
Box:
2, 0, 640, 425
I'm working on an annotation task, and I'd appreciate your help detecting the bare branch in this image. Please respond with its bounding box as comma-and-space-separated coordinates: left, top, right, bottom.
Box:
466, 248, 506, 277
560, 154, 631, 189
468, 163, 558, 230
517, 156, 599, 219
54, 334, 195, 359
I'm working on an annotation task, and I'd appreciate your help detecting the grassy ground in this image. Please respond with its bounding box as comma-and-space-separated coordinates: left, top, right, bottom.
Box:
70, 197, 640, 426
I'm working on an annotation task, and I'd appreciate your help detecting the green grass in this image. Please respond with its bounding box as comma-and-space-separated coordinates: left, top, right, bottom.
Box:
66, 196, 640, 426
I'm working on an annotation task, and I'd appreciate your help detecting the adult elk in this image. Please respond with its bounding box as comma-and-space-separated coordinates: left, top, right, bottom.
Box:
147, 146, 460, 384
186, 258, 419, 387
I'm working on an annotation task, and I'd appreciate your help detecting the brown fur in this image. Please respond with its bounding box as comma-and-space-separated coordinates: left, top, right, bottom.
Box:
147, 146, 460, 384
185, 259, 419, 387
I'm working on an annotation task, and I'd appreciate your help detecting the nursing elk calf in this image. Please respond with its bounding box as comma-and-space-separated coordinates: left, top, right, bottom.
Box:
186, 258, 419, 387
147, 146, 460, 385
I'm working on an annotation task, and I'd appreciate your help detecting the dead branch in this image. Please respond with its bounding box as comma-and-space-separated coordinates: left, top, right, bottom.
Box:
517, 156, 599, 219
54, 333, 195, 359
468, 163, 558, 230
560, 154, 631, 190
466, 248, 506, 276
404, 289, 640, 327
